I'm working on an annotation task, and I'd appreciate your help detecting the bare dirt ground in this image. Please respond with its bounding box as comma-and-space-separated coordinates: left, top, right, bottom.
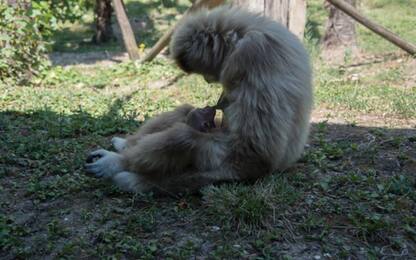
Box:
48, 51, 130, 67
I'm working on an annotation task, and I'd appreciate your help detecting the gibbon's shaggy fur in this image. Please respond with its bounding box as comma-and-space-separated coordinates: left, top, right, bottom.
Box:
85, 5, 313, 194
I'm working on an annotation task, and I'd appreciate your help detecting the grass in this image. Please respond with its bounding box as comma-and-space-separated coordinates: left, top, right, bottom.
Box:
1, 58, 415, 259
306, 0, 416, 55
1, 0, 416, 258
315, 62, 416, 118
359, 0, 416, 53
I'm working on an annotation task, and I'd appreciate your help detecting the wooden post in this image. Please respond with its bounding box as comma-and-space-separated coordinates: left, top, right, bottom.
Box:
323, 0, 357, 49
327, 0, 416, 55
235, 0, 306, 40
140, 0, 225, 63
288, 0, 307, 40
112, 0, 140, 60
235, 0, 263, 14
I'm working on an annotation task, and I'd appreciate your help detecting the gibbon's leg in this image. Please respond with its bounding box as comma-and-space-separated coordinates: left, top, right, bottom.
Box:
86, 108, 230, 193
84, 151, 151, 192
113, 169, 238, 194
84, 150, 148, 193
86, 124, 238, 193
121, 122, 201, 175
85, 122, 199, 183
126, 104, 194, 147
161, 168, 240, 193
112, 171, 151, 193
120, 122, 237, 192
111, 137, 127, 152
111, 104, 195, 152
85, 105, 195, 179
85, 149, 123, 179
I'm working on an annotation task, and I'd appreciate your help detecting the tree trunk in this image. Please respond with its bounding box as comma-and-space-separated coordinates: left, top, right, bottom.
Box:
323, 0, 357, 49
327, 0, 416, 55
234, 0, 306, 40
93, 0, 114, 44
235, 0, 263, 14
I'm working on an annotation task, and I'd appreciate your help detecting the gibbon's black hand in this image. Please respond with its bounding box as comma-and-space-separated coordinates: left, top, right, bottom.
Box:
86, 154, 102, 163
214, 91, 230, 111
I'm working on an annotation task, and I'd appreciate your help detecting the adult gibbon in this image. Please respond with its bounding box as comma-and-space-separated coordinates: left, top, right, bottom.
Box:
85, 6, 313, 194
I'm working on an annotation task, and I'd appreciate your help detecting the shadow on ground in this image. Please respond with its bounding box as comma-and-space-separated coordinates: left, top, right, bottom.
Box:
1, 105, 415, 258
48, 51, 130, 67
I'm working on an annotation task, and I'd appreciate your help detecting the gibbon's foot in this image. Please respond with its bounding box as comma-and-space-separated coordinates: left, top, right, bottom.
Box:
111, 137, 127, 152
112, 171, 144, 193
84, 149, 123, 178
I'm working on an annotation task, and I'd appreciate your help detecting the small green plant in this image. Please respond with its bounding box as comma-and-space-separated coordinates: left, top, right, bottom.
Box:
0, 215, 28, 251
47, 219, 70, 239
32, 0, 91, 25
0, 1, 90, 84
0, 3, 50, 84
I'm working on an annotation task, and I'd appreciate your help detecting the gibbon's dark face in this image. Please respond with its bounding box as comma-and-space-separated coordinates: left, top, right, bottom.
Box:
170, 25, 229, 83
186, 106, 216, 132
173, 48, 223, 83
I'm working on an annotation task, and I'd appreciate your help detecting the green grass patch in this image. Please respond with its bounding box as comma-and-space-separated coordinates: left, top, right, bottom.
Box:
359, 0, 416, 53
314, 64, 416, 118
202, 174, 300, 229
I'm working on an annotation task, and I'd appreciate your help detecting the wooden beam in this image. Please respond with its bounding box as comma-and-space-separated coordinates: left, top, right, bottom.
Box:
112, 0, 140, 60
140, 0, 225, 63
327, 0, 416, 55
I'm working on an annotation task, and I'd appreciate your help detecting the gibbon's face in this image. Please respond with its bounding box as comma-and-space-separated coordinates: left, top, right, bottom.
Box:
170, 26, 226, 83
172, 53, 220, 83
174, 51, 222, 83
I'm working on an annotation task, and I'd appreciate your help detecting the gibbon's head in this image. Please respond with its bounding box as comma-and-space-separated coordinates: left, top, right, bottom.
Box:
170, 6, 244, 83
171, 6, 309, 88
186, 106, 216, 132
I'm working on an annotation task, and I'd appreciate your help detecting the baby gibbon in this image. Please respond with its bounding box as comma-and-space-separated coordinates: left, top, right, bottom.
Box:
85, 5, 313, 194
185, 106, 217, 133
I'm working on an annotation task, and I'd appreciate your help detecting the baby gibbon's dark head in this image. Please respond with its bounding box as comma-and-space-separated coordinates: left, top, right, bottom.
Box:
186, 106, 216, 132
170, 7, 242, 82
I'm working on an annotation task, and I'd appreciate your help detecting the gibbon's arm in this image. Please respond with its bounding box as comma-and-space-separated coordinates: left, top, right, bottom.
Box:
121, 122, 228, 175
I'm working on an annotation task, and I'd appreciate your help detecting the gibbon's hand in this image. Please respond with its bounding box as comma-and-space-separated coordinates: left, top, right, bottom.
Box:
84, 149, 123, 178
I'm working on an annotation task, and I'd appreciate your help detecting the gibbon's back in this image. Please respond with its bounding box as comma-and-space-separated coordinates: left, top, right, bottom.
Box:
171, 5, 313, 172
